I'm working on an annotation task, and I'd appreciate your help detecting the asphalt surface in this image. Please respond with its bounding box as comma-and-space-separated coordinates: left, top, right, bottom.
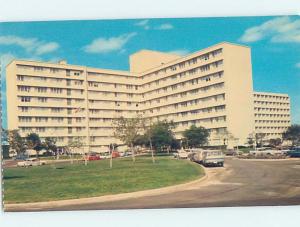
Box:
42, 158, 300, 211
6, 158, 300, 211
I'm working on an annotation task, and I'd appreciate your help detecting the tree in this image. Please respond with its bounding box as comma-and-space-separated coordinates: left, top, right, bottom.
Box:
182, 125, 209, 148
43, 137, 57, 156
112, 116, 144, 162
247, 134, 255, 148
255, 133, 266, 148
214, 129, 235, 149
68, 136, 84, 164
141, 118, 156, 163
7, 129, 26, 156
26, 133, 44, 158
147, 120, 176, 152
269, 138, 282, 148
283, 124, 300, 147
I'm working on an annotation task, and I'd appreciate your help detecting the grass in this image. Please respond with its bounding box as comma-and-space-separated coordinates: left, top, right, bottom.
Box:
239, 147, 252, 153
3, 156, 204, 204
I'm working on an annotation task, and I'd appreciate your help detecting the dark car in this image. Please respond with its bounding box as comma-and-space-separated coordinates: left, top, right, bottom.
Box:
224, 149, 238, 156
288, 148, 300, 158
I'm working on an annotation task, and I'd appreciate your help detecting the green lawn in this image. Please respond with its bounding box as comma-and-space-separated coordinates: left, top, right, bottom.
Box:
3, 156, 204, 204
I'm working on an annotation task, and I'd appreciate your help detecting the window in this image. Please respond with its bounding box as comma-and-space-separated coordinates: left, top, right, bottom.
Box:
20, 107, 29, 112
66, 79, 71, 86
21, 96, 31, 102
19, 117, 32, 122
38, 97, 47, 103
34, 66, 44, 71
17, 75, 24, 81
50, 68, 60, 73
37, 87, 47, 93
18, 86, 30, 92
52, 108, 61, 113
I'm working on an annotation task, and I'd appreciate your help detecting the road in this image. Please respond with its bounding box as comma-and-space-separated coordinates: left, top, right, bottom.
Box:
6, 158, 300, 211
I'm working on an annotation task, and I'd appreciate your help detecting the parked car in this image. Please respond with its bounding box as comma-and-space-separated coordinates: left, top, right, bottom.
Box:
250, 148, 285, 156
86, 153, 101, 161
287, 148, 300, 157
224, 149, 238, 156
112, 151, 120, 158
174, 149, 189, 159
17, 158, 46, 167
191, 149, 224, 167
99, 152, 110, 159
119, 151, 125, 157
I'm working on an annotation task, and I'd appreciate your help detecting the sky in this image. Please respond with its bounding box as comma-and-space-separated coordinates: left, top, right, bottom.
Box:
0, 15, 300, 128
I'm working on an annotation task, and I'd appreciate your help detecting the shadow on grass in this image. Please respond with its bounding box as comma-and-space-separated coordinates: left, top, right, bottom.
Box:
3, 176, 25, 180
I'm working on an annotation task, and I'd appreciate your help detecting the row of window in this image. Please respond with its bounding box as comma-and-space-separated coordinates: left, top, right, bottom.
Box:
255, 126, 289, 130
17, 75, 84, 86
18, 85, 84, 95
20, 127, 85, 133
19, 96, 85, 104
254, 113, 290, 118
141, 48, 223, 80
19, 106, 86, 114
254, 94, 289, 100
17, 65, 82, 76
18, 117, 84, 123
255, 107, 290, 112
255, 120, 291, 124
254, 101, 289, 106
141, 62, 223, 89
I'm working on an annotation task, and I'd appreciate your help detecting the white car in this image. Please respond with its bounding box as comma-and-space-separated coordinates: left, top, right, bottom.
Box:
119, 151, 125, 157
17, 158, 46, 167
99, 152, 110, 159
249, 148, 285, 156
174, 150, 189, 159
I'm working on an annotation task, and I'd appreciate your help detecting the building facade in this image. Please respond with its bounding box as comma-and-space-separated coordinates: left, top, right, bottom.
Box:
6, 42, 291, 152
253, 92, 291, 140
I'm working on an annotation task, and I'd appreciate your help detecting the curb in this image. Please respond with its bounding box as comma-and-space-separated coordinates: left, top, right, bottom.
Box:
237, 158, 300, 162
5, 166, 208, 211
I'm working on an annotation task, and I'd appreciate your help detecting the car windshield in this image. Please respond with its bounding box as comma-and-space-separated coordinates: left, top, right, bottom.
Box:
206, 151, 222, 156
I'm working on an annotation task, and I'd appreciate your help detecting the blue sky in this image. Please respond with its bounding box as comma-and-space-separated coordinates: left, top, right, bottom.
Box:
1, 16, 300, 128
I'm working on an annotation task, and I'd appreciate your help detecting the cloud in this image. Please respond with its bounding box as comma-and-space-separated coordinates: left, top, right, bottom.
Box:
155, 23, 174, 30
0, 53, 15, 68
296, 62, 300, 68
135, 20, 150, 30
168, 49, 190, 56
239, 16, 300, 43
35, 42, 59, 55
83, 33, 137, 54
0, 35, 59, 55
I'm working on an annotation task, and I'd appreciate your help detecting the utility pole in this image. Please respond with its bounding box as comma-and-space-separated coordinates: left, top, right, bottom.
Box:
110, 144, 113, 168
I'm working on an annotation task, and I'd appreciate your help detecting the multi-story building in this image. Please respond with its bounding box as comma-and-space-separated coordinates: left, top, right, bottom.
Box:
6, 42, 291, 153
253, 92, 291, 140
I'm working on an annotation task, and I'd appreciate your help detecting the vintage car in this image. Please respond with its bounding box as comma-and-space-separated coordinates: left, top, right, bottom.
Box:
287, 148, 300, 157
191, 149, 224, 167
17, 158, 46, 167
86, 153, 101, 161
173, 149, 189, 159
